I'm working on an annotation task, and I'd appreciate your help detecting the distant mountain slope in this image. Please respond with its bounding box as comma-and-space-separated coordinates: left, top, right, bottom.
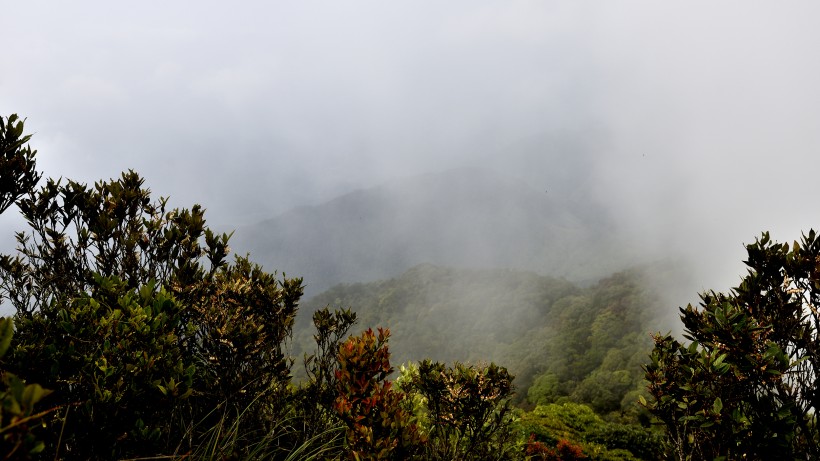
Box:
233, 168, 629, 295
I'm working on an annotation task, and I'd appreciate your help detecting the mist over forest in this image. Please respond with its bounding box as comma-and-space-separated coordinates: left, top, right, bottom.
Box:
3, 2, 820, 459
4, 2, 820, 306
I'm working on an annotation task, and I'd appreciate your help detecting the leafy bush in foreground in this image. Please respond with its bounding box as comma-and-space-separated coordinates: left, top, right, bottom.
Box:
0, 318, 53, 460
334, 328, 423, 460
401, 360, 517, 460
646, 231, 820, 459
0, 169, 301, 459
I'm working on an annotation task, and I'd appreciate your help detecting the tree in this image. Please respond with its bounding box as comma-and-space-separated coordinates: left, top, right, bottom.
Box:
0, 170, 303, 459
645, 231, 820, 459
400, 360, 517, 460
0, 114, 41, 214
0, 113, 51, 460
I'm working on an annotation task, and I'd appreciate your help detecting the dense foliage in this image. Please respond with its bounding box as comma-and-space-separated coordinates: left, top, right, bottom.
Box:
333, 328, 423, 460
0, 168, 301, 459
398, 360, 518, 460
646, 231, 820, 459
0, 114, 663, 460
0, 317, 52, 459
0, 114, 52, 459
0, 114, 40, 215
300, 264, 666, 420
518, 402, 662, 461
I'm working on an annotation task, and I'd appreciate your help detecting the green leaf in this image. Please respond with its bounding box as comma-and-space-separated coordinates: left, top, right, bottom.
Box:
713, 397, 723, 414
22, 383, 52, 409
0, 317, 13, 357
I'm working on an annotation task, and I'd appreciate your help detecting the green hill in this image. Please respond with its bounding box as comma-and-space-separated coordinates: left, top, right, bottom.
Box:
297, 263, 671, 416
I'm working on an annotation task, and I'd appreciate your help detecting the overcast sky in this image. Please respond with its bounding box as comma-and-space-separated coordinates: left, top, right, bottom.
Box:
3, 1, 820, 295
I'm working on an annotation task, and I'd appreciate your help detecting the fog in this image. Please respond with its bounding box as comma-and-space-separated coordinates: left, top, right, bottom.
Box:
3, 1, 820, 310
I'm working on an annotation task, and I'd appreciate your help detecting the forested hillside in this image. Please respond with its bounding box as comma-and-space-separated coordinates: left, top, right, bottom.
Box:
298, 264, 669, 418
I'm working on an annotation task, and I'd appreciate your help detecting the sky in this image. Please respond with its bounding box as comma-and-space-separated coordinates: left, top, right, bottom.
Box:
3, 1, 820, 298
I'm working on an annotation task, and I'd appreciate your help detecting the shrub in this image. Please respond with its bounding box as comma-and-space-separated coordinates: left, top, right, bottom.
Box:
0, 171, 302, 459
0, 318, 53, 460
402, 360, 517, 460
334, 328, 422, 460
8, 277, 194, 459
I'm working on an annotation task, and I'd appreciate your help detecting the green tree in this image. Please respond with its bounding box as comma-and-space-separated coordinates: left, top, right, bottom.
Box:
0, 170, 302, 459
518, 402, 662, 461
296, 306, 357, 443
401, 360, 517, 460
0, 113, 51, 460
0, 114, 41, 214
645, 231, 820, 459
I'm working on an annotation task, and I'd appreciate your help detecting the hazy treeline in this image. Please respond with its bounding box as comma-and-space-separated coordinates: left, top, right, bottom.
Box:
298, 264, 667, 421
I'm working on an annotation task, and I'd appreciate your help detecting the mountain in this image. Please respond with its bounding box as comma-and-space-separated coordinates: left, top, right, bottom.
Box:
232, 168, 632, 296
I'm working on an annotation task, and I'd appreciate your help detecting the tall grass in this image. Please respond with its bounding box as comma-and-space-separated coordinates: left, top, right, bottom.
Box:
117, 394, 345, 461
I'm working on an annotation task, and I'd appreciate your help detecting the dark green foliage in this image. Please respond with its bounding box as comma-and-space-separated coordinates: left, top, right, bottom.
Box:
0, 115, 49, 460
181, 254, 302, 433
528, 272, 657, 418
401, 360, 517, 460
0, 171, 230, 317
0, 114, 41, 214
646, 231, 820, 460
585, 424, 663, 461
9, 277, 193, 459
0, 170, 302, 459
0, 318, 53, 460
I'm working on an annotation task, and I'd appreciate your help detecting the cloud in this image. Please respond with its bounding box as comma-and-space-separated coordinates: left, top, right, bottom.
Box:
2, 1, 820, 296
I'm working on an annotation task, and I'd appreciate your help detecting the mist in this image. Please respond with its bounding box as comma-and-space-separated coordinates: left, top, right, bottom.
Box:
3, 2, 820, 313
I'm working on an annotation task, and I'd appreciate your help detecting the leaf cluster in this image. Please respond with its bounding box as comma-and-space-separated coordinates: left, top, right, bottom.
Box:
0, 114, 40, 214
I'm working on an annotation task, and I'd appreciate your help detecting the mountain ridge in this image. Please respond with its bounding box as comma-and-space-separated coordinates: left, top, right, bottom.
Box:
232, 167, 631, 296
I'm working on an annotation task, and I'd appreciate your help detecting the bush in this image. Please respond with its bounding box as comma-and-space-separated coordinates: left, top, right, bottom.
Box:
646, 231, 820, 459
334, 328, 422, 460
8, 277, 194, 459
401, 360, 517, 460
0, 171, 303, 459
0, 318, 53, 460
